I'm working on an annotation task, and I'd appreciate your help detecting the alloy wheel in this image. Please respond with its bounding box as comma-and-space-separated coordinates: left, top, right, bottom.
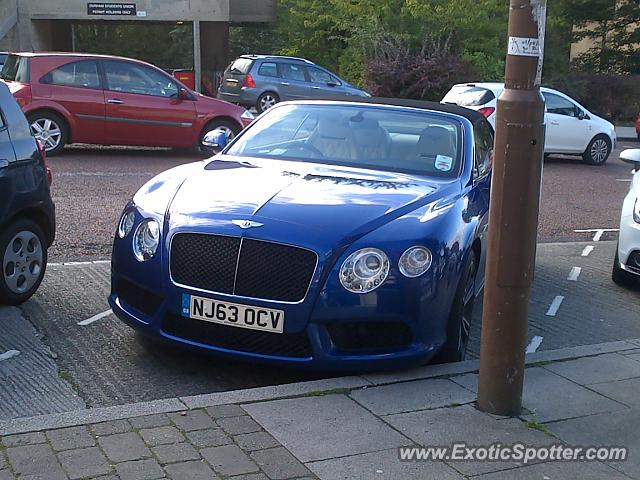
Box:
3, 230, 44, 295
31, 118, 62, 152
590, 138, 609, 164
260, 94, 277, 111
457, 263, 476, 355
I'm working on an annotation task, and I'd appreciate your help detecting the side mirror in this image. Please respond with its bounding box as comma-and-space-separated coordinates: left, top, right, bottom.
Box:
576, 110, 586, 120
202, 129, 229, 155
326, 81, 338, 88
620, 148, 640, 172
178, 87, 191, 100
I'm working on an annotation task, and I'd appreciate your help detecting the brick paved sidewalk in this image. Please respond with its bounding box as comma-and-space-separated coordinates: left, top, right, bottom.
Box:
1, 339, 639, 479
1, 404, 315, 480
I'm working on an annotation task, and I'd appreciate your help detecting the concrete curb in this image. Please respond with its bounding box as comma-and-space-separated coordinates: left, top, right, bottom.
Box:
1, 339, 638, 436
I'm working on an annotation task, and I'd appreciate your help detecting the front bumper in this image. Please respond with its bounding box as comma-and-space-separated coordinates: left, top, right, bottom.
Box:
109, 270, 447, 371
618, 200, 640, 276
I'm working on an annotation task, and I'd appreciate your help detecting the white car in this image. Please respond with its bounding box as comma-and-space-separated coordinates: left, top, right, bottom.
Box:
613, 149, 640, 286
442, 83, 617, 166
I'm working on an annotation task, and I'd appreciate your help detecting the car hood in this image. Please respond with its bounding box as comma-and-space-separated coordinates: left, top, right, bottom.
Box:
167, 156, 456, 245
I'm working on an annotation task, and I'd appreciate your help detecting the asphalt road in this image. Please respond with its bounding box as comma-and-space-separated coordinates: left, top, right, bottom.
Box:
46, 142, 638, 262
2, 141, 639, 420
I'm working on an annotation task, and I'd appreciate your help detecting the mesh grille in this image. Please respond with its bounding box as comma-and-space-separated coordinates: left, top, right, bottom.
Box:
170, 234, 240, 294
162, 314, 313, 358
170, 233, 317, 302
235, 239, 317, 302
115, 276, 163, 317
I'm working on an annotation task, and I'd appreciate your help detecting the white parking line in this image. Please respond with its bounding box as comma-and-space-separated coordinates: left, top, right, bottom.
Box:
574, 229, 619, 242
616, 179, 632, 182
525, 336, 544, 354
581, 245, 595, 257
0, 350, 21, 362
546, 296, 564, 317
78, 309, 113, 326
568, 267, 582, 281
49, 260, 110, 267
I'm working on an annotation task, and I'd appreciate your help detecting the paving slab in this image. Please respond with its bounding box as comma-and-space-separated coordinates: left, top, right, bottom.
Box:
200, 445, 259, 477
168, 410, 215, 432
547, 407, 640, 479
184, 428, 231, 448
384, 405, 555, 476
544, 353, 640, 385
243, 394, 408, 463
98, 432, 152, 463
151, 443, 200, 464
114, 458, 164, 480
349, 379, 475, 415
57, 446, 112, 479
250, 446, 312, 479
163, 460, 219, 480
46, 426, 95, 451
451, 368, 628, 423
307, 448, 463, 480
589, 377, 640, 407
473, 460, 630, 479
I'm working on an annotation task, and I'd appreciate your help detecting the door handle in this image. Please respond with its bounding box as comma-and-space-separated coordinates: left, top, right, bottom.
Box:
107, 99, 124, 105
550, 121, 559, 126
280, 82, 290, 86
312, 86, 320, 90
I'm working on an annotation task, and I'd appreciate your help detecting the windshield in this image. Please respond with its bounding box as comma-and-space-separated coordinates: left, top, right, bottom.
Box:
0, 54, 29, 82
225, 104, 463, 178
442, 86, 495, 107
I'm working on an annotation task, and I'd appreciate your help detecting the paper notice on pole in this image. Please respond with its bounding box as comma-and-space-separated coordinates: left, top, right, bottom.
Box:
507, 37, 540, 57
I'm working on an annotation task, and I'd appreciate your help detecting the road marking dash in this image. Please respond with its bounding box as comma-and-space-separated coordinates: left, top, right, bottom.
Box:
574, 229, 619, 242
546, 296, 564, 317
525, 336, 544, 354
568, 267, 582, 281
616, 179, 632, 182
0, 350, 21, 362
581, 245, 594, 257
78, 309, 113, 326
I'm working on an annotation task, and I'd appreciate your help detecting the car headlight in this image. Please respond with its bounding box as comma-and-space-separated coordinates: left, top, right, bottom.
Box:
339, 248, 389, 293
241, 110, 255, 120
133, 219, 160, 262
118, 210, 136, 239
634, 198, 640, 224
399, 246, 433, 277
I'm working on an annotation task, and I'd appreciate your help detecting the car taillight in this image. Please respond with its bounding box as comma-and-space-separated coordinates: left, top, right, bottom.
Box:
10, 83, 32, 109
242, 73, 256, 88
478, 107, 496, 118
36, 139, 52, 186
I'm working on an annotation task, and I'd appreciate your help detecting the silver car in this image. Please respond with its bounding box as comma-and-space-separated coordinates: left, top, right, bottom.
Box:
217, 55, 370, 113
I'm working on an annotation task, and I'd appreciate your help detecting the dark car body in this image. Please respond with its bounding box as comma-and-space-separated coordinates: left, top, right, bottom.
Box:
110, 98, 493, 371
0, 81, 55, 304
217, 55, 370, 113
0, 52, 253, 155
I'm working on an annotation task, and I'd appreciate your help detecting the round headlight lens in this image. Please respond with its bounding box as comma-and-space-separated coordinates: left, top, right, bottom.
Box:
399, 246, 433, 278
118, 210, 136, 239
339, 248, 389, 293
133, 219, 160, 262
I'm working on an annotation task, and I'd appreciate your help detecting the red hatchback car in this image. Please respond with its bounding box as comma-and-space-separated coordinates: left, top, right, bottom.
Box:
0, 52, 253, 155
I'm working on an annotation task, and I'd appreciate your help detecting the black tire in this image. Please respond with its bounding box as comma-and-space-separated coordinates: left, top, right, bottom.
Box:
582, 134, 611, 166
612, 246, 637, 287
433, 251, 478, 363
0, 219, 48, 305
256, 92, 280, 114
198, 119, 241, 156
27, 111, 68, 157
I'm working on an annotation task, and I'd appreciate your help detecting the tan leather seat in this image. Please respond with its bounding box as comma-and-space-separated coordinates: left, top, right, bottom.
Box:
351, 118, 391, 164
309, 115, 357, 160
412, 126, 456, 171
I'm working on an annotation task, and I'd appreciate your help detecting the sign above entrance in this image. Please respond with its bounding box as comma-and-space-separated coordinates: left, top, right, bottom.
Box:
87, 3, 137, 16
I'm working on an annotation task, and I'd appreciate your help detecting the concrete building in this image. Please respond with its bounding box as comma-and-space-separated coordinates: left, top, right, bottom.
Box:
0, 0, 276, 91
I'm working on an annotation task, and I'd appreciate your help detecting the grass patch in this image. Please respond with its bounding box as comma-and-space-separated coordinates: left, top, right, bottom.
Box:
525, 420, 552, 435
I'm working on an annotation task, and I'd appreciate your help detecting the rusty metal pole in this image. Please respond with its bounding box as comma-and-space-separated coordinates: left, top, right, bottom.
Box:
477, 0, 547, 416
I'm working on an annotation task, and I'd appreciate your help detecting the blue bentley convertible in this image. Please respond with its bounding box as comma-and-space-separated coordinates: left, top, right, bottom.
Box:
109, 98, 493, 370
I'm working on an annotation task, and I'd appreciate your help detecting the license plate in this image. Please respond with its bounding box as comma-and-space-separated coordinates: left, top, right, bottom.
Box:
226, 79, 239, 86
182, 294, 284, 334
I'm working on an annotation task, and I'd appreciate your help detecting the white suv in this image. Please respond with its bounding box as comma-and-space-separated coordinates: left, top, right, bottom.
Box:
442, 83, 617, 166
